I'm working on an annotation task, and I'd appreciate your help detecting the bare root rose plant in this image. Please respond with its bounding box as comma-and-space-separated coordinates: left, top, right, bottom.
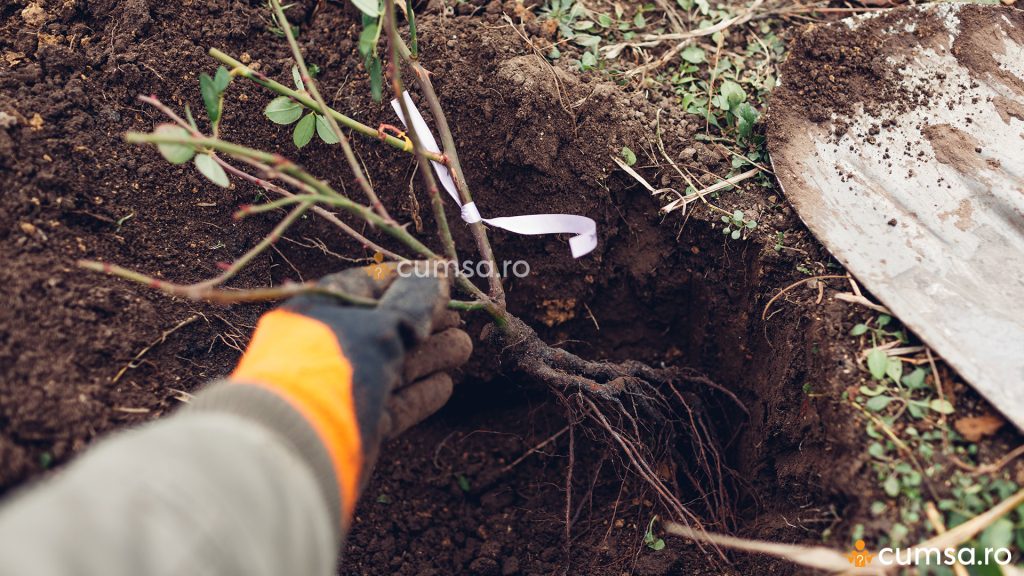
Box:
81, 0, 742, 537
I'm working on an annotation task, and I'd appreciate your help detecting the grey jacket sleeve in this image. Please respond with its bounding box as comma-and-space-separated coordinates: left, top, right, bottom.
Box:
0, 382, 344, 576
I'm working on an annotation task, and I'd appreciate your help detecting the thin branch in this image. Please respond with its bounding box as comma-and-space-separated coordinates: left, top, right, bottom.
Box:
384, 0, 459, 266
269, 0, 395, 224
213, 153, 405, 260
198, 202, 311, 290
208, 48, 444, 163
393, 35, 505, 303
78, 261, 378, 306
139, 94, 406, 261
126, 131, 439, 260
762, 274, 848, 320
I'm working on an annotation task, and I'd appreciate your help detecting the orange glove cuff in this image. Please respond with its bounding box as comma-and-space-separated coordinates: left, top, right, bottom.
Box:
231, 309, 363, 524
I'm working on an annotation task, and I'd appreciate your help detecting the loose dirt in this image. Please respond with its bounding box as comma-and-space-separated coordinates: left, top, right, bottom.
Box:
1, 1, 1017, 575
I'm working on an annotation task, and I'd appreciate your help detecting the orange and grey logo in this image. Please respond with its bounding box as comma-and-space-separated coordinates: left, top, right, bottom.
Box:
847, 540, 875, 567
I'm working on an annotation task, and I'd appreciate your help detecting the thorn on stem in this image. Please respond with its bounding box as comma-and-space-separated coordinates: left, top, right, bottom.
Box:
216, 262, 231, 271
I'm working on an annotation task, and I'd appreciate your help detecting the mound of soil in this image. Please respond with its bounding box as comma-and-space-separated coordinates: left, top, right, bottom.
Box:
0, 0, 974, 574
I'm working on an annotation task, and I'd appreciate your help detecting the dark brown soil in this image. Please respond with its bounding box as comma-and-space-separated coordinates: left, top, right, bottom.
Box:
2, 1, 1016, 575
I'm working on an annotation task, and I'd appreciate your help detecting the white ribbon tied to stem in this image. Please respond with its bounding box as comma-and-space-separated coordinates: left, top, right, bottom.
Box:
390, 92, 598, 258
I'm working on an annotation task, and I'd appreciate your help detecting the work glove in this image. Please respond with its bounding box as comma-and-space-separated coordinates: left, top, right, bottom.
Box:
228, 263, 472, 524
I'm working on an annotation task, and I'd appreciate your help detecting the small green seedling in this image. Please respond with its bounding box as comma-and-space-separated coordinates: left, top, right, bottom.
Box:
721, 209, 757, 240
709, 80, 760, 146
264, 67, 342, 149
115, 212, 134, 232
199, 66, 232, 133
644, 515, 666, 551
154, 67, 233, 188
620, 146, 637, 166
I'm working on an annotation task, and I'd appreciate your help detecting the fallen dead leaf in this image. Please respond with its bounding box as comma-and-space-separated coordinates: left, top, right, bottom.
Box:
954, 414, 1005, 442
37, 33, 62, 46
20, 2, 48, 27
3, 51, 25, 66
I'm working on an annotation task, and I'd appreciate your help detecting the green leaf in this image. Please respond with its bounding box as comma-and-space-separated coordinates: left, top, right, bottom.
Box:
292, 65, 305, 92
850, 323, 869, 336
730, 229, 741, 240
886, 358, 903, 384
154, 124, 195, 165
680, 45, 705, 64
351, 0, 379, 17
213, 66, 231, 93
901, 368, 928, 390
580, 51, 597, 69
597, 13, 612, 27
633, 12, 646, 27
867, 442, 887, 459
199, 73, 220, 124
265, 96, 303, 125
621, 146, 637, 166
929, 399, 955, 414
859, 384, 887, 397
649, 538, 665, 551
867, 348, 888, 380
890, 523, 909, 546
359, 22, 379, 57
315, 115, 340, 144
183, 103, 198, 131
573, 20, 595, 30
719, 80, 746, 109
293, 113, 316, 148
736, 102, 759, 140
884, 475, 901, 498
573, 34, 602, 48
367, 55, 383, 102
194, 154, 229, 188
866, 395, 893, 412
982, 519, 1013, 554
456, 474, 470, 492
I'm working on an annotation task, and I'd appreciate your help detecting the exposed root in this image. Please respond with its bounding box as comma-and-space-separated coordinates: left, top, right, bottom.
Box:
487, 316, 745, 547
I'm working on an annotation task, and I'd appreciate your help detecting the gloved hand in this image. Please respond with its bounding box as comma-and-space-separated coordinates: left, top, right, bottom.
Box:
228, 263, 472, 523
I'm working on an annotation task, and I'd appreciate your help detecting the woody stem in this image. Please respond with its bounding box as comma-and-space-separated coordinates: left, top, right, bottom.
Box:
269, 0, 394, 224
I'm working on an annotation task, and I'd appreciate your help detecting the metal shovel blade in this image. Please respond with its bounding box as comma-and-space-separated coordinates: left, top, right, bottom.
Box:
767, 4, 1024, 428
